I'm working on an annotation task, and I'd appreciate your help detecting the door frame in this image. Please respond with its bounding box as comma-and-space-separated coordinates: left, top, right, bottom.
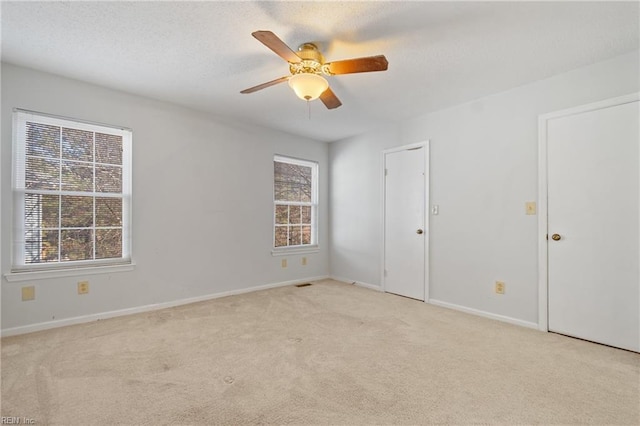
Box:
537, 92, 639, 331
381, 141, 430, 301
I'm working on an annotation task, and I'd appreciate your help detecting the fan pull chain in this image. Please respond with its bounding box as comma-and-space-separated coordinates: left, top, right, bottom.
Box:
307, 100, 311, 120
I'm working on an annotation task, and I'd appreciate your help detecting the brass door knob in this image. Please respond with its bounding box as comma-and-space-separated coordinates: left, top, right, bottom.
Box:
551, 234, 561, 241
416, 229, 424, 234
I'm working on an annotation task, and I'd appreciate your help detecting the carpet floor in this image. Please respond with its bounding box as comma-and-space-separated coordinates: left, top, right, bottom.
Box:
1, 279, 639, 425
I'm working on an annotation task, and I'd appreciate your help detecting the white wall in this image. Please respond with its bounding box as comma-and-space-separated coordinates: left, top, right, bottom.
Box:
329, 50, 640, 326
1, 63, 329, 333
329, 123, 400, 286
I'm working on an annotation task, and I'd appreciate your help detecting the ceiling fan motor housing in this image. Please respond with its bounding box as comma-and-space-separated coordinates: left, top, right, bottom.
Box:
289, 43, 328, 76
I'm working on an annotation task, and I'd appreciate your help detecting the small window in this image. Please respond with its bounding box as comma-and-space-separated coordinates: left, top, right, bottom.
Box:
11, 110, 132, 271
273, 155, 318, 249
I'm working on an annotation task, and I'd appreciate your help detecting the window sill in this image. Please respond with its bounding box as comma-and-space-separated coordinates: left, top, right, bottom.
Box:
271, 246, 319, 256
4, 263, 136, 282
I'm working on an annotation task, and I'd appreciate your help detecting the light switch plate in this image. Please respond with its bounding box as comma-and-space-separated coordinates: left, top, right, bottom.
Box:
525, 202, 536, 215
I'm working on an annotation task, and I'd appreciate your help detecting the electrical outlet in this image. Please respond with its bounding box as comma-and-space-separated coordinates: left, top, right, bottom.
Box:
301, 257, 307, 266
22, 286, 35, 301
281, 259, 287, 268
77, 281, 89, 295
495, 281, 505, 294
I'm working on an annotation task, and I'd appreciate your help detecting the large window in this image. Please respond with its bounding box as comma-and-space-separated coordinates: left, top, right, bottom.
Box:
11, 110, 132, 271
273, 155, 318, 249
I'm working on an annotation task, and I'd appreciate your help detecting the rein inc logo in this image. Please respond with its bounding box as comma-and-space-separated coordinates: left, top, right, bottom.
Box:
1, 417, 35, 425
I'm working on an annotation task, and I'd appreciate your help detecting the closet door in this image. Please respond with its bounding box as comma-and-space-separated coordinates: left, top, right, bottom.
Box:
547, 98, 639, 352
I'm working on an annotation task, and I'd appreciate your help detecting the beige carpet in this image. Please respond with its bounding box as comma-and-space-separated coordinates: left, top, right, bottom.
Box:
1, 279, 639, 425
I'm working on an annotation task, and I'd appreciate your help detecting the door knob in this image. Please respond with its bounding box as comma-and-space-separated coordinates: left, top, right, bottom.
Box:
416, 229, 424, 234
551, 234, 561, 241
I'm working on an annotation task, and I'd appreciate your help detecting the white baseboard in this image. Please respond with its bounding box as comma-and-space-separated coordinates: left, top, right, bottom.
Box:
330, 275, 383, 292
1, 275, 330, 337
428, 299, 538, 329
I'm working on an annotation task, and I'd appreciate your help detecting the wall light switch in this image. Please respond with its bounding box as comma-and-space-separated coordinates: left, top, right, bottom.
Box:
432, 205, 439, 215
22, 286, 35, 301
281, 259, 287, 268
301, 257, 307, 266
525, 202, 536, 215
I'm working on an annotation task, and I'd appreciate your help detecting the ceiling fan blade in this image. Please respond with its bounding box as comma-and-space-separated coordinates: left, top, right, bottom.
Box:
252, 31, 301, 63
240, 76, 289, 94
320, 87, 342, 109
326, 55, 388, 75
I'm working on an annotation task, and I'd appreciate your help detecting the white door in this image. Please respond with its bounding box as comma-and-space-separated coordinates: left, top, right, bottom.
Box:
383, 144, 427, 300
547, 98, 639, 352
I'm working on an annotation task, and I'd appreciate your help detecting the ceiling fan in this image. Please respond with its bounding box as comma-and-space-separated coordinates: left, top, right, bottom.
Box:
240, 31, 389, 109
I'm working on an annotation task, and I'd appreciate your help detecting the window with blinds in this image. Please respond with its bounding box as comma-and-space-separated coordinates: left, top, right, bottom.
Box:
273, 155, 318, 249
12, 110, 132, 271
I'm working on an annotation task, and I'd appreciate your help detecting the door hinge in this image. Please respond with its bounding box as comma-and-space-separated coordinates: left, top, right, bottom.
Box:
546, 234, 548, 240
385, 169, 388, 176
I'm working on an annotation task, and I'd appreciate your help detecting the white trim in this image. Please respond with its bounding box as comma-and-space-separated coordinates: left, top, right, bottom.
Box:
428, 299, 538, 330
380, 149, 386, 293
271, 246, 319, 256
381, 141, 430, 301
537, 92, 639, 332
330, 275, 383, 292
355, 281, 383, 292
537, 111, 549, 332
13, 107, 132, 131
273, 154, 317, 168
4, 262, 136, 282
539, 92, 639, 122
1, 275, 330, 337
424, 142, 430, 302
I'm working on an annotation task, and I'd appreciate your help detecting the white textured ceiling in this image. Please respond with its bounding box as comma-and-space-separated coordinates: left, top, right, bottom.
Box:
2, 1, 639, 142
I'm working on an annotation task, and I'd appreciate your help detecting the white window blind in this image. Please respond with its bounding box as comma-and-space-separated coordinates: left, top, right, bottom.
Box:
12, 110, 132, 272
273, 155, 318, 249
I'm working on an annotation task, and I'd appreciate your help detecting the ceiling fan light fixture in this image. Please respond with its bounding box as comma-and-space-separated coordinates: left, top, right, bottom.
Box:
288, 73, 328, 101
242, 31, 388, 109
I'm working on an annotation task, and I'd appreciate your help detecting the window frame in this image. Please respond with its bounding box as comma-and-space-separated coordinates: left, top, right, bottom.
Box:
8, 109, 133, 276
272, 155, 319, 255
